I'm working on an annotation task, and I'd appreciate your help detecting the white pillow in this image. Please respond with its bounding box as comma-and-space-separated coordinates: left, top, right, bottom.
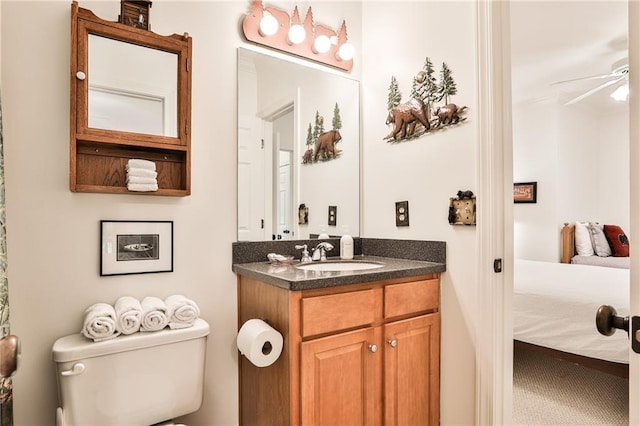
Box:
588, 222, 612, 257
575, 221, 595, 256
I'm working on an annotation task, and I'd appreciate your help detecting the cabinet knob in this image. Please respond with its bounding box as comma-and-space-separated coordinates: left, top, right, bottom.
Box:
368, 344, 378, 353
388, 339, 398, 348
76, 71, 86, 80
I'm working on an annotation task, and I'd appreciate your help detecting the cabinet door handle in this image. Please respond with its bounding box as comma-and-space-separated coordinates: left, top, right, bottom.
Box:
388, 339, 398, 348
368, 344, 378, 353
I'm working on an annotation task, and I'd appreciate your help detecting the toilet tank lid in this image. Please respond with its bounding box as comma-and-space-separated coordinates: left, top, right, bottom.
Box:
52, 318, 210, 362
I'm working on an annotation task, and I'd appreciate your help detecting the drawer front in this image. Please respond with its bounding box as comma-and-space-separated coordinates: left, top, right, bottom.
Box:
384, 279, 439, 318
302, 289, 379, 337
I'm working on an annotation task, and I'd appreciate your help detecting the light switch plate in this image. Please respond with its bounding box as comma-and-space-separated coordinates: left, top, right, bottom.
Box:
395, 201, 409, 226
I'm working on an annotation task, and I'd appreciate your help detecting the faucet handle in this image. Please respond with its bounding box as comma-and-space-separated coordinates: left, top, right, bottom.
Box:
295, 244, 312, 263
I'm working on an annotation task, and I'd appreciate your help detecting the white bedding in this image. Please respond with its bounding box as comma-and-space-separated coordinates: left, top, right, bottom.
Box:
514, 259, 630, 364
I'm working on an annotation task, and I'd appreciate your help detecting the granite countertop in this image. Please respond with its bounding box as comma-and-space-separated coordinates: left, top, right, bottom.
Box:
232, 255, 446, 291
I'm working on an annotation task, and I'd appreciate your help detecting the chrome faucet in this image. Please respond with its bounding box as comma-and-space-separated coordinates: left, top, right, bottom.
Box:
295, 244, 312, 263
312, 242, 334, 261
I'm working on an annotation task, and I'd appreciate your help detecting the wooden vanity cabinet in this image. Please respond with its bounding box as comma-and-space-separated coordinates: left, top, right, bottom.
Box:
237, 274, 440, 426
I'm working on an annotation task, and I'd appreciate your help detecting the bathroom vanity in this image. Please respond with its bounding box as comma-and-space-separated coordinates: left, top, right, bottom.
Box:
233, 238, 446, 426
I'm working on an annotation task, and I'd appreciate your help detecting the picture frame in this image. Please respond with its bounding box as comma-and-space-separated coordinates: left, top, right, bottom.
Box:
100, 220, 173, 276
513, 182, 537, 204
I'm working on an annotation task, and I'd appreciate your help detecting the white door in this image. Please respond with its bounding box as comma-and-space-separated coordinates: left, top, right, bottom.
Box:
277, 150, 293, 240
627, 3, 640, 422
271, 108, 295, 241
237, 113, 266, 241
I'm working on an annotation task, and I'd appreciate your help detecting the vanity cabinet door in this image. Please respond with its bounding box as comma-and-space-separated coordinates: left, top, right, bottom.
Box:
301, 327, 382, 425
383, 313, 440, 426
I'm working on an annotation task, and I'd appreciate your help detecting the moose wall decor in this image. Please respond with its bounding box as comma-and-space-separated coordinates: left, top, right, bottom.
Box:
384, 57, 468, 143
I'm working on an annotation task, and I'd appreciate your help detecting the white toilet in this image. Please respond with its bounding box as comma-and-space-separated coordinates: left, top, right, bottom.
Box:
52, 318, 209, 426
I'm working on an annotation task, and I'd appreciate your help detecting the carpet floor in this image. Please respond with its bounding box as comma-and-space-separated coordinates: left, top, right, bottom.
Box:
513, 346, 629, 425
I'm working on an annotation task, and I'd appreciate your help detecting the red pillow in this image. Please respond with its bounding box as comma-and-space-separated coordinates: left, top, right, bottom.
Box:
603, 225, 630, 257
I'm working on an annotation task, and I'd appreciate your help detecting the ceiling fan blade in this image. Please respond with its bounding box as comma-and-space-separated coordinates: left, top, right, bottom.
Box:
563, 75, 625, 106
551, 72, 619, 86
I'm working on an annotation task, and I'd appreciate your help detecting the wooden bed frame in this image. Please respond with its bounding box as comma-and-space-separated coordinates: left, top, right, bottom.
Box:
561, 222, 575, 264
518, 222, 629, 377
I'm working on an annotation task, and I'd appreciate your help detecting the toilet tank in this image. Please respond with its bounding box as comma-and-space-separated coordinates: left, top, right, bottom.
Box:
52, 318, 209, 426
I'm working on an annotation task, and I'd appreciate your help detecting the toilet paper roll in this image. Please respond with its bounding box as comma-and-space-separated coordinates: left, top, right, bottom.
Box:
237, 319, 283, 367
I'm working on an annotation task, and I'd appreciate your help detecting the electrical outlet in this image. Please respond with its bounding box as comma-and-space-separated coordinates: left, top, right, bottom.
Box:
328, 206, 337, 226
396, 201, 409, 226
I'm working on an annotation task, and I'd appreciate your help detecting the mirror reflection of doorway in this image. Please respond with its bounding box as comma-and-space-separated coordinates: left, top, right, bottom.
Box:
277, 150, 293, 240
271, 106, 294, 240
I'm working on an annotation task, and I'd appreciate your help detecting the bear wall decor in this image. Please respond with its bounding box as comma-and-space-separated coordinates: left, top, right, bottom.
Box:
385, 57, 468, 143
302, 103, 344, 164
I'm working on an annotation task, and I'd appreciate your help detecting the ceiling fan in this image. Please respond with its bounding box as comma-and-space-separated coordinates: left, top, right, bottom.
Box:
552, 59, 629, 105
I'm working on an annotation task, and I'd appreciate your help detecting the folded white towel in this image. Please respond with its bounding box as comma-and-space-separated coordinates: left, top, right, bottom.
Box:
127, 183, 159, 192
140, 296, 169, 332
165, 294, 200, 329
114, 296, 142, 335
125, 167, 158, 179
127, 159, 156, 171
126, 175, 158, 185
82, 303, 121, 342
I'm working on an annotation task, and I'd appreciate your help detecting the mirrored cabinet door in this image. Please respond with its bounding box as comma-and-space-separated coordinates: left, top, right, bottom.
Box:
70, 2, 192, 196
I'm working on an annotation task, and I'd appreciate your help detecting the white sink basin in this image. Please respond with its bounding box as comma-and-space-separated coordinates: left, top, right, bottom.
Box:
296, 261, 384, 272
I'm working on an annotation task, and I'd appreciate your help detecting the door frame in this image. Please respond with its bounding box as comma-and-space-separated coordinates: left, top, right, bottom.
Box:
480, 1, 639, 424
475, 1, 514, 424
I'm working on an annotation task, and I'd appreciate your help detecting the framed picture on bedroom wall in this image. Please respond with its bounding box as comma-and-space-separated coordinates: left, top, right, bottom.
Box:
513, 182, 537, 204
100, 220, 174, 276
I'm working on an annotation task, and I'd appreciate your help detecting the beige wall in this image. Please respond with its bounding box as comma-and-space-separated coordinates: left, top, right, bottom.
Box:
1, 1, 477, 425
361, 2, 477, 424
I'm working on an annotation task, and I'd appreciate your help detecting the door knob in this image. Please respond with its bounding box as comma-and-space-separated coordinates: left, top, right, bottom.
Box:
596, 305, 629, 336
0, 334, 20, 378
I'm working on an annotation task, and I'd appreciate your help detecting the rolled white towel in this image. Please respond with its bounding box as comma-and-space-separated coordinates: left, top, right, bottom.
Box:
127, 159, 156, 171
165, 294, 200, 329
126, 175, 158, 185
82, 303, 120, 342
127, 183, 159, 192
114, 296, 142, 335
140, 296, 169, 332
125, 167, 158, 179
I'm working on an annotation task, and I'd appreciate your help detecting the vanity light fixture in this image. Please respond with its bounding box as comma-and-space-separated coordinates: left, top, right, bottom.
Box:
259, 11, 279, 36
337, 41, 355, 61
313, 34, 331, 54
287, 6, 306, 45
242, 0, 354, 72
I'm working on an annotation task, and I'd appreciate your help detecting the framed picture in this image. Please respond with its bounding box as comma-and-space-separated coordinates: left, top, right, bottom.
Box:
513, 182, 537, 204
100, 220, 173, 276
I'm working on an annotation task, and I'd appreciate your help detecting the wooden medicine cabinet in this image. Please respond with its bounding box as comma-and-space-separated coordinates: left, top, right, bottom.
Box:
70, 1, 192, 196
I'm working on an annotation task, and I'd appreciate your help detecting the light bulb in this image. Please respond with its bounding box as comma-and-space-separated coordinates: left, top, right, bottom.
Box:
610, 84, 629, 102
337, 43, 354, 61
288, 24, 306, 44
313, 35, 331, 54
259, 12, 279, 37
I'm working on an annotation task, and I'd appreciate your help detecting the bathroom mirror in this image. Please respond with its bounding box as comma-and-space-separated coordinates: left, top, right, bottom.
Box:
237, 48, 360, 241
71, 2, 190, 146
88, 34, 178, 137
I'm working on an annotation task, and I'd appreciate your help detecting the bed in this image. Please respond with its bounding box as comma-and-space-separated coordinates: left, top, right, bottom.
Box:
515, 223, 631, 376
561, 222, 630, 269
